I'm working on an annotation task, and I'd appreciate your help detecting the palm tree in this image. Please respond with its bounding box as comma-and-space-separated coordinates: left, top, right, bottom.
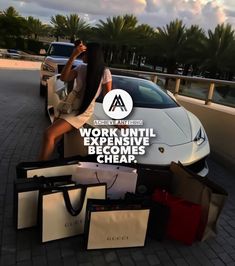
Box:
3, 6, 20, 17
51, 14, 66, 41
95, 14, 138, 63
123, 14, 138, 30
156, 19, 187, 74
0, 6, 27, 38
64, 14, 89, 43
202, 23, 235, 78
26, 16, 47, 39
134, 24, 157, 68
180, 25, 206, 75
222, 39, 235, 80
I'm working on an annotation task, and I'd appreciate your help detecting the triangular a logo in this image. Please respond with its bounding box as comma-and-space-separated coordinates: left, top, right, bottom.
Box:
109, 95, 127, 112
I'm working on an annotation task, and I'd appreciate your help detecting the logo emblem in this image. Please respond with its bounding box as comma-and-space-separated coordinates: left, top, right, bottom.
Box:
158, 147, 164, 153
103, 89, 133, 119
109, 95, 127, 112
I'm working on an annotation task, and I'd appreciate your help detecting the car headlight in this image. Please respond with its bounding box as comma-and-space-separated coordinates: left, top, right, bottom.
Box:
194, 127, 206, 145
42, 62, 55, 72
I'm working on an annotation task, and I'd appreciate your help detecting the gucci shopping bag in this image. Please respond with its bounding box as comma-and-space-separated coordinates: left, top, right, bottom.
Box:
39, 183, 106, 242
170, 162, 228, 241
16, 157, 80, 179
73, 162, 137, 199
14, 175, 73, 229
153, 189, 202, 245
85, 199, 150, 250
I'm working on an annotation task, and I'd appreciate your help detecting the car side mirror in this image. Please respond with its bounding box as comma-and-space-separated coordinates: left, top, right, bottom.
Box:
39, 49, 46, 55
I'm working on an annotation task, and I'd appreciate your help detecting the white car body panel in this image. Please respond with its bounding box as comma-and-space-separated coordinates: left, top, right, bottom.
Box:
47, 74, 210, 176
94, 104, 193, 145
92, 103, 210, 166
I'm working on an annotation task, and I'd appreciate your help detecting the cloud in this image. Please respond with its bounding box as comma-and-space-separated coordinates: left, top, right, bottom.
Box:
139, 0, 228, 30
12, 0, 146, 16
1, 0, 234, 30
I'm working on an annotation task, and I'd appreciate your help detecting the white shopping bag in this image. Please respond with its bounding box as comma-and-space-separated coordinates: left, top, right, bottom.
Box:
73, 162, 137, 199
85, 199, 150, 250
40, 183, 106, 242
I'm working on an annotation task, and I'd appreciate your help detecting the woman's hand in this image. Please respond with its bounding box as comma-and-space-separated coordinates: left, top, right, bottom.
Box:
71, 42, 87, 59
60, 42, 86, 81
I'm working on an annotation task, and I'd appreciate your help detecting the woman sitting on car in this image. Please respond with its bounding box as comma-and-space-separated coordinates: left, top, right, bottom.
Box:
38, 41, 112, 160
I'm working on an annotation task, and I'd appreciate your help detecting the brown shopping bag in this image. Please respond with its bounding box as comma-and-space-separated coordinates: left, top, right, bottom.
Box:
170, 161, 228, 241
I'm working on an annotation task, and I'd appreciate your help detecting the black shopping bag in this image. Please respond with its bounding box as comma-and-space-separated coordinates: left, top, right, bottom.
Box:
136, 167, 173, 195
16, 157, 80, 179
124, 192, 170, 241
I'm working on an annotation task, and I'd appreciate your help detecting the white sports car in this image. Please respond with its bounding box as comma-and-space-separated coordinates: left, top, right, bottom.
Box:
47, 72, 210, 176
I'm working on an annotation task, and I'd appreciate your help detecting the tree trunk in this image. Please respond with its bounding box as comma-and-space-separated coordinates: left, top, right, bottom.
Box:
183, 64, 190, 76
228, 71, 234, 81
138, 55, 142, 69
70, 35, 75, 43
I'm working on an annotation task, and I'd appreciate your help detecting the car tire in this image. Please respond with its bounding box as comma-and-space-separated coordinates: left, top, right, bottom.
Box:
40, 83, 47, 97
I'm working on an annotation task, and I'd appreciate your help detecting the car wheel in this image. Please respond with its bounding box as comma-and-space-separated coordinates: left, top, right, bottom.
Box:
40, 83, 47, 97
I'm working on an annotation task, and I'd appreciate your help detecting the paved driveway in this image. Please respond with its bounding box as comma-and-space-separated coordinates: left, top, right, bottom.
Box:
0, 69, 235, 266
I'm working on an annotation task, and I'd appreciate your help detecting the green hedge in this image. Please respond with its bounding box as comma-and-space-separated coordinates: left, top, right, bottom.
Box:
0, 37, 48, 54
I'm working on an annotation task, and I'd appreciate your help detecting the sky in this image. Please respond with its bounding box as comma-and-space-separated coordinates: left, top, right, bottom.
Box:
1, 0, 235, 31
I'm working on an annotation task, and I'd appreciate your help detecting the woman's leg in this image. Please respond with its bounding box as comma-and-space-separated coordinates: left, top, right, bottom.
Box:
38, 119, 74, 161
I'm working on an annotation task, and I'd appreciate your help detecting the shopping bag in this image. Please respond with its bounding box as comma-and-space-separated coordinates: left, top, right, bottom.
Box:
85, 199, 150, 250
153, 189, 201, 245
73, 162, 137, 199
136, 167, 173, 195
16, 157, 80, 179
124, 192, 170, 241
40, 183, 106, 242
14, 175, 73, 229
170, 161, 228, 241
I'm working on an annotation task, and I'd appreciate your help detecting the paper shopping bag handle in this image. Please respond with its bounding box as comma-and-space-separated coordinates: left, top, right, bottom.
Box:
95, 172, 118, 190
62, 186, 87, 216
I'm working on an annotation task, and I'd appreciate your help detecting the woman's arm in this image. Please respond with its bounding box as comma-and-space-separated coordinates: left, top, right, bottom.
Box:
102, 68, 112, 95
60, 43, 86, 82
103, 81, 112, 96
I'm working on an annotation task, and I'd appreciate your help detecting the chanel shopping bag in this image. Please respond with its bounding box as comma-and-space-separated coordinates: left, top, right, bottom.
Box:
170, 161, 228, 241
85, 199, 150, 250
14, 175, 73, 229
16, 157, 80, 179
40, 183, 106, 242
73, 162, 137, 199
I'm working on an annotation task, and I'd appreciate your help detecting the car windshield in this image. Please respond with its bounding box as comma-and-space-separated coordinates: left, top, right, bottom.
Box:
110, 76, 179, 109
47, 44, 74, 57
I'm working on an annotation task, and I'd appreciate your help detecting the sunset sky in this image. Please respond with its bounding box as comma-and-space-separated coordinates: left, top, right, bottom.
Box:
1, 0, 235, 30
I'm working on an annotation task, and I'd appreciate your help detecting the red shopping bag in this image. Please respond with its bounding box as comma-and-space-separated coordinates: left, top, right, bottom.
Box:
152, 189, 202, 245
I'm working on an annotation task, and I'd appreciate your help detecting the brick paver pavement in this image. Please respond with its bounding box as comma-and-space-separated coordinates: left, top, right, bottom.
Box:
0, 69, 235, 266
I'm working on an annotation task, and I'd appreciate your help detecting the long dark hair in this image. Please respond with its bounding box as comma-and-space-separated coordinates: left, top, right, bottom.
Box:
79, 42, 105, 114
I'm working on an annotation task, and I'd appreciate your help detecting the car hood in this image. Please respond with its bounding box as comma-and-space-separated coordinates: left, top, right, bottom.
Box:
93, 105, 199, 146
45, 56, 83, 65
